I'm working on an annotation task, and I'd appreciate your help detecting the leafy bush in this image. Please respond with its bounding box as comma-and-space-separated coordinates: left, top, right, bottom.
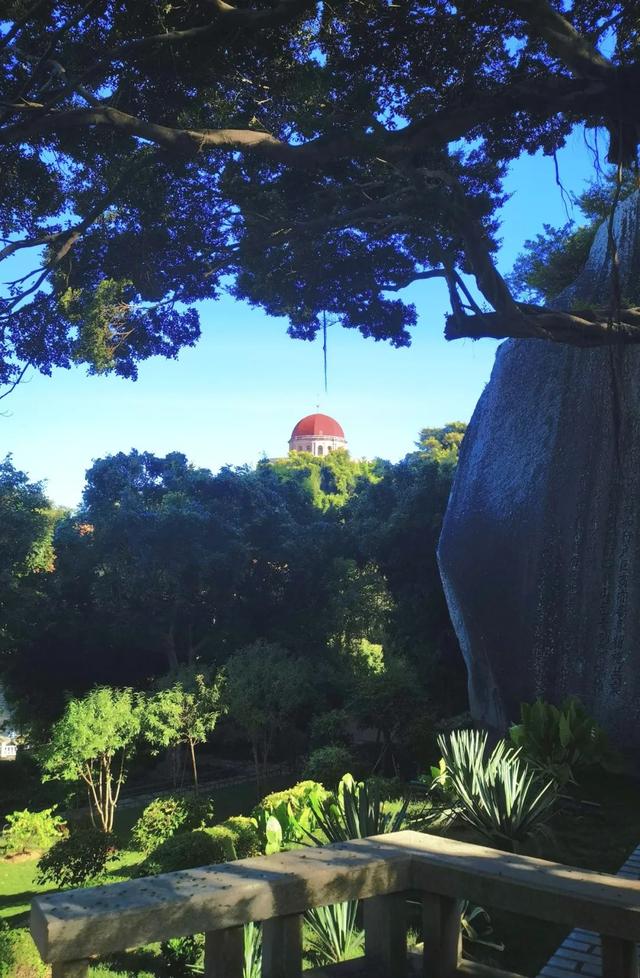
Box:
253, 781, 330, 853
310, 710, 352, 749
0, 807, 66, 857
160, 934, 203, 976
131, 794, 215, 852
509, 698, 610, 786
305, 773, 407, 844
305, 901, 363, 966
303, 746, 355, 789
221, 816, 262, 859
254, 781, 327, 817
37, 828, 117, 888
0, 924, 47, 978
436, 730, 557, 851
143, 826, 236, 875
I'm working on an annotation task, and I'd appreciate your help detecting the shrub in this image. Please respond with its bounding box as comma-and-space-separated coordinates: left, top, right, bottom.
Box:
160, 934, 203, 976
0, 924, 47, 978
254, 780, 326, 817
436, 729, 557, 851
310, 710, 352, 749
143, 826, 236, 875
131, 794, 215, 853
0, 807, 66, 857
221, 816, 262, 858
509, 698, 610, 786
253, 781, 330, 852
37, 828, 117, 888
303, 746, 355, 789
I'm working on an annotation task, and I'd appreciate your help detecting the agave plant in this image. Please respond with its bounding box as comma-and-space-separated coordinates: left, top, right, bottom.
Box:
436, 730, 557, 851
460, 901, 504, 952
305, 901, 364, 966
304, 774, 408, 845
243, 922, 262, 978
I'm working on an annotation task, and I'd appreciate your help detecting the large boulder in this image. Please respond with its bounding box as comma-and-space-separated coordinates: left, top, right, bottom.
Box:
438, 192, 640, 746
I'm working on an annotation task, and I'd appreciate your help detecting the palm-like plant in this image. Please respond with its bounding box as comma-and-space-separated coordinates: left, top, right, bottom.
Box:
305, 901, 364, 966
304, 774, 407, 845
299, 774, 406, 969
436, 730, 557, 851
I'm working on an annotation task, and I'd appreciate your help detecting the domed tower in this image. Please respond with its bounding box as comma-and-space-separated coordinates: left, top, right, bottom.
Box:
289, 413, 347, 457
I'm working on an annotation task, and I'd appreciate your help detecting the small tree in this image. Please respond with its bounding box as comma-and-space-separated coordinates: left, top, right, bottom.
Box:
40, 687, 141, 832
349, 644, 423, 776
226, 642, 308, 795
144, 668, 225, 792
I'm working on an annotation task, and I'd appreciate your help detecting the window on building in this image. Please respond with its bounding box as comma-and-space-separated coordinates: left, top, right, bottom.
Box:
317, 445, 324, 456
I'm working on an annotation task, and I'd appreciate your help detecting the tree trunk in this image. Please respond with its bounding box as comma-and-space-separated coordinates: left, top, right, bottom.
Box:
252, 741, 262, 799
188, 738, 199, 793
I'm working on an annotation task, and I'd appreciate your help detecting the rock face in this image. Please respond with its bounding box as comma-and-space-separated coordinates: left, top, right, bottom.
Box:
438, 192, 640, 746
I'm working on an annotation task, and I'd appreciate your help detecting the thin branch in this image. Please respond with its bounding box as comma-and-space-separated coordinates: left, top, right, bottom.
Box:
0, 362, 31, 402
0, 0, 50, 53
0, 232, 62, 263
506, 0, 613, 78
0, 183, 122, 320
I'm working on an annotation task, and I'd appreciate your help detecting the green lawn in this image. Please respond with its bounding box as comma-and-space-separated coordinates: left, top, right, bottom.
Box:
0, 773, 290, 926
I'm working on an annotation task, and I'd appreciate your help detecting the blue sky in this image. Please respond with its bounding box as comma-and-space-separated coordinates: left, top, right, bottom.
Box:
3, 127, 597, 507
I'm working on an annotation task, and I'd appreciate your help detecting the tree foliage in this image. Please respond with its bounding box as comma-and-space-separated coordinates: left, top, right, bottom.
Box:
346, 442, 466, 706
0, 457, 56, 582
1, 0, 639, 397
0, 458, 63, 700
508, 172, 640, 304
264, 450, 379, 510
415, 422, 467, 466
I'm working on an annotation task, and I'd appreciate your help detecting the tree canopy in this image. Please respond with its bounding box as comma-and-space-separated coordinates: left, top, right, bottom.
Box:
1, 1, 639, 396
0, 433, 464, 724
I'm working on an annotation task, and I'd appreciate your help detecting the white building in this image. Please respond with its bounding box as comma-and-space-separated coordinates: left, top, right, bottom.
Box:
0, 740, 17, 760
288, 413, 347, 457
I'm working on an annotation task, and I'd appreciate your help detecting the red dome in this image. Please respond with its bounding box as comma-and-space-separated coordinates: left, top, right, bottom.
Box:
291, 413, 345, 439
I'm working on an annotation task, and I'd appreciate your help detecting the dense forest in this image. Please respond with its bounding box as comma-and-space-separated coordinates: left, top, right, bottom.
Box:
0, 425, 466, 771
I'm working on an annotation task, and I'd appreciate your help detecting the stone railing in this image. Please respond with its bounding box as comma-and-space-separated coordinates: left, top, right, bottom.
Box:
31, 831, 640, 978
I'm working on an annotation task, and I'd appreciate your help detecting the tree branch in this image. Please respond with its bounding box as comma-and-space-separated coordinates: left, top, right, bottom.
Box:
0, 105, 322, 166
382, 269, 448, 291
506, 0, 613, 78
445, 304, 640, 346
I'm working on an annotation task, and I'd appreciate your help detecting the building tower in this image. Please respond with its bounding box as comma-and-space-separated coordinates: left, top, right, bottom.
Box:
289, 413, 347, 457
